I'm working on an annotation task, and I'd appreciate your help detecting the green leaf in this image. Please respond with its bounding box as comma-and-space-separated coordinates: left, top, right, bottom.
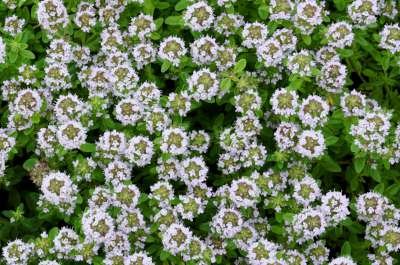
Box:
374, 183, 385, 193
221, 78, 232, 91
341, 241, 351, 256
175, 0, 188, 11
21, 50, 35, 60
333, 0, 346, 11
325, 135, 339, 146
161, 60, 171, 72
48, 227, 59, 239
303, 35, 312, 45
165, 16, 184, 26
371, 169, 382, 182
160, 251, 170, 261
234, 59, 247, 73
23, 158, 38, 171
80, 143, 96, 153
154, 18, 164, 29
157, 1, 170, 9
320, 155, 341, 172
339, 49, 353, 58
271, 225, 284, 235
143, 0, 155, 14
258, 5, 268, 20
354, 156, 366, 174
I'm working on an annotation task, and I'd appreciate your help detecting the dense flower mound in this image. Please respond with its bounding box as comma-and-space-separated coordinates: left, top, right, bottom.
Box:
0, 0, 400, 264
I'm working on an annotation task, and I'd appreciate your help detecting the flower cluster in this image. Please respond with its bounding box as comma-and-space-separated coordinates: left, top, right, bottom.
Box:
1, 0, 400, 264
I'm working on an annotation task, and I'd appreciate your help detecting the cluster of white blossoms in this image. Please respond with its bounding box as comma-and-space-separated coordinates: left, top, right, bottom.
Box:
0, 0, 400, 264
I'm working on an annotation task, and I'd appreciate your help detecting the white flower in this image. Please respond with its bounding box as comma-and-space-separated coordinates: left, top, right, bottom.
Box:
180, 156, 209, 185
166, 91, 191, 117
298, 95, 330, 128
37, 0, 69, 34
2, 239, 33, 265
0, 37, 6, 64
160, 128, 189, 155
156, 157, 181, 181
115, 97, 144, 125
211, 208, 243, 238
175, 194, 206, 220
274, 122, 300, 151
12, 89, 42, 118
82, 209, 115, 244
40, 171, 78, 215
104, 231, 130, 254
54, 93, 88, 123
247, 239, 279, 264
46, 38, 73, 63
131, 42, 157, 69
350, 112, 391, 153
329, 256, 357, 265
43, 62, 71, 91
125, 252, 155, 265
74, 2, 96, 32
214, 13, 243, 36
317, 60, 347, 93
158, 36, 187, 66
378, 225, 400, 252
111, 64, 139, 97
295, 129, 326, 159
216, 46, 237, 71
96, 130, 127, 158
272, 28, 297, 53
287, 50, 316, 77
113, 183, 140, 211
348, 0, 380, 27
356, 191, 388, 222
117, 208, 146, 234
4, 15, 25, 36
88, 187, 112, 210
37, 126, 58, 156
292, 175, 321, 207
162, 223, 193, 255
229, 178, 260, 207
72, 45, 91, 67
128, 13, 155, 39
291, 208, 327, 244
0, 130, 16, 155
104, 160, 131, 185
305, 241, 330, 265
125, 136, 154, 167
57, 121, 87, 150
52, 227, 80, 259
321, 191, 350, 225
340, 90, 366, 117
316, 46, 340, 64
184, 1, 214, 31
136, 81, 161, 107
270, 88, 299, 117
327, 21, 354, 48
379, 24, 400, 54
242, 22, 268, 48
188, 68, 219, 101
189, 130, 210, 153
257, 38, 284, 67
234, 112, 262, 137
269, 0, 294, 21
293, 0, 325, 34
190, 36, 219, 65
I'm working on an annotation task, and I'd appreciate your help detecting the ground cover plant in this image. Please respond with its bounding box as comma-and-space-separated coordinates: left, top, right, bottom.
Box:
0, 0, 400, 264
